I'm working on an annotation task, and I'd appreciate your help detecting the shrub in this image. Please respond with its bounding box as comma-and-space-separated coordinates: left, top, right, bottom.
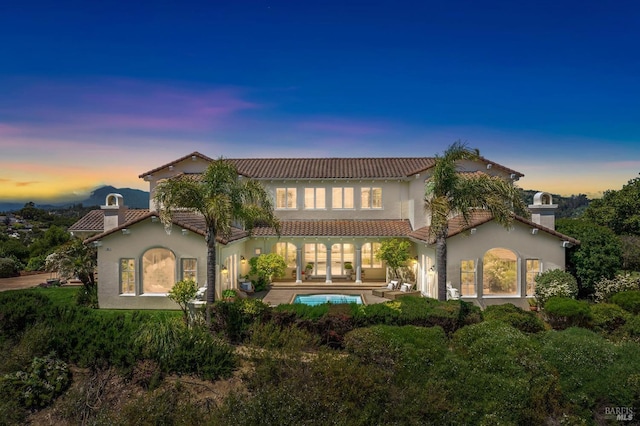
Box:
0, 291, 52, 341
594, 273, 640, 302
210, 298, 270, 343
483, 303, 546, 333
166, 326, 235, 380
248, 322, 317, 351
590, 303, 630, 334
611, 290, 640, 314
0, 355, 71, 408
621, 315, 640, 342
543, 297, 592, 330
534, 269, 578, 307
167, 279, 198, 323
0, 257, 18, 278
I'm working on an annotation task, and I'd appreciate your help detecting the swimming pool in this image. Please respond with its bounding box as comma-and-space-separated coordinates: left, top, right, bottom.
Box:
293, 294, 363, 306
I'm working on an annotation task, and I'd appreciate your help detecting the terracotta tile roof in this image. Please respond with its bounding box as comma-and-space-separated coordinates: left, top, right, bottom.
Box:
409, 210, 580, 245
68, 209, 151, 232
82, 210, 248, 245
252, 219, 413, 237
138, 152, 524, 180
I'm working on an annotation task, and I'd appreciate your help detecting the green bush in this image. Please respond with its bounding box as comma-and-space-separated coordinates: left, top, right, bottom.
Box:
534, 269, 578, 307
0, 355, 71, 408
483, 303, 546, 333
539, 328, 621, 416
543, 297, 592, 330
622, 315, 640, 342
167, 279, 198, 323
0, 291, 52, 341
0, 257, 18, 278
344, 325, 447, 372
590, 303, 630, 334
611, 290, 640, 314
166, 326, 235, 380
248, 322, 317, 351
210, 298, 270, 343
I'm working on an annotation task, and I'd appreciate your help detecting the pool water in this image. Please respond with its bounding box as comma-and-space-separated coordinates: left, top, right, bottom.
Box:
293, 294, 363, 306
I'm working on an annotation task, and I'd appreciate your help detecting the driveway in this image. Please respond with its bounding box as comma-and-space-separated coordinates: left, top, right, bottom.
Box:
0, 273, 52, 292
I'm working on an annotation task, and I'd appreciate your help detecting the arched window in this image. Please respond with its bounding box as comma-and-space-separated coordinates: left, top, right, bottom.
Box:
274, 242, 297, 267
142, 248, 176, 294
483, 248, 517, 296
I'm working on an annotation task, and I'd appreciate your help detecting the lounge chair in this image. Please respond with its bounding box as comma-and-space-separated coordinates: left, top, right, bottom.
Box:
385, 282, 421, 300
446, 283, 460, 300
371, 280, 399, 297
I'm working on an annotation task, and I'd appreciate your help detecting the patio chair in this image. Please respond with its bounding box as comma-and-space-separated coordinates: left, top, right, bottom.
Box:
446, 283, 460, 300
385, 282, 421, 300
371, 280, 399, 297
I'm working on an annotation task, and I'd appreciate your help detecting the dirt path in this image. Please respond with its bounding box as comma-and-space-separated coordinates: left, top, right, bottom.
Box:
0, 272, 53, 292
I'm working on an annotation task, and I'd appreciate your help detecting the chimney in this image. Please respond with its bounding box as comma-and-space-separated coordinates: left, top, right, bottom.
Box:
528, 192, 558, 230
102, 193, 127, 232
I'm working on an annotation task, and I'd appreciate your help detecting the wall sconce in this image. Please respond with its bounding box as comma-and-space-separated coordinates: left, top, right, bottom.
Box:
241, 256, 246, 264
121, 229, 130, 235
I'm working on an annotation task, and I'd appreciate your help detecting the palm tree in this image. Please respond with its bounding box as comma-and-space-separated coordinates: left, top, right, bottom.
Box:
154, 158, 279, 323
424, 141, 528, 301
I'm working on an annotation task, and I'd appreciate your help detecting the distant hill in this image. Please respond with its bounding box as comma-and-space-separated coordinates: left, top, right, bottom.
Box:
80, 186, 149, 209
0, 186, 149, 212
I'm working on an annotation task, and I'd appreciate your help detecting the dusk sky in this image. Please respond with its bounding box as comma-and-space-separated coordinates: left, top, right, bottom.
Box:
1, 0, 639, 203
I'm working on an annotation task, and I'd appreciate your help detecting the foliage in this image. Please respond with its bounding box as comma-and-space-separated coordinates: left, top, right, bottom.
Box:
167, 279, 199, 323
0, 257, 18, 278
590, 303, 630, 335
611, 290, 640, 314
583, 176, 640, 236
621, 235, 640, 271
534, 269, 578, 307
28, 225, 70, 259
45, 237, 97, 306
209, 298, 271, 343
248, 322, 317, 351
424, 141, 528, 300
153, 158, 279, 324
556, 218, 622, 297
543, 297, 592, 330
482, 303, 546, 333
521, 190, 590, 218
0, 239, 29, 268
0, 355, 71, 408
375, 238, 412, 280
0, 291, 52, 341
593, 272, 640, 302
249, 253, 286, 283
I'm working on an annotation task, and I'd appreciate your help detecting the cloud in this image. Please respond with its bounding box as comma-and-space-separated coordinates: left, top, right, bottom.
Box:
15, 181, 39, 187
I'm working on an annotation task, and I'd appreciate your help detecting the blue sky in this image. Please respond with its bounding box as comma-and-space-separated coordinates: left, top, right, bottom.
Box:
1, 0, 639, 202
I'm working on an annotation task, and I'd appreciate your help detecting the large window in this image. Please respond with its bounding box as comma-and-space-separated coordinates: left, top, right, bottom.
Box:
120, 258, 135, 294
460, 259, 476, 296
362, 242, 382, 268
361, 187, 382, 209
483, 248, 517, 296
304, 188, 326, 209
332, 187, 354, 209
274, 242, 297, 268
142, 248, 176, 294
526, 259, 540, 296
304, 243, 327, 275
276, 188, 297, 209
331, 243, 354, 275
181, 258, 197, 282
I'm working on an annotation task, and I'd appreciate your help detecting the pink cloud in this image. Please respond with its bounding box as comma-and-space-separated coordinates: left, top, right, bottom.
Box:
15, 181, 39, 187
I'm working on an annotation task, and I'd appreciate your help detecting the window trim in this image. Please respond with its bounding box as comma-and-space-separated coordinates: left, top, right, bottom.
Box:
332, 187, 355, 209
304, 187, 326, 210
460, 259, 476, 297
360, 187, 383, 209
120, 258, 136, 295
181, 258, 197, 283
276, 187, 297, 210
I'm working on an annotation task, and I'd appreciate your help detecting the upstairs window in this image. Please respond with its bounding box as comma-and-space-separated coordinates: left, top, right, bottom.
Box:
304, 188, 326, 209
276, 188, 297, 209
361, 187, 382, 209
332, 187, 354, 209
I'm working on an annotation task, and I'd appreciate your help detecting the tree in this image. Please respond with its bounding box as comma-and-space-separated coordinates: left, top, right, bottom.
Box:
45, 238, 97, 307
249, 253, 287, 284
154, 158, 279, 324
375, 238, 411, 281
583, 176, 640, 236
556, 218, 622, 298
167, 279, 199, 324
424, 141, 528, 301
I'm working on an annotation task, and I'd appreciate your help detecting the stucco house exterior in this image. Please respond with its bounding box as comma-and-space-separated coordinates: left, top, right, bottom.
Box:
69, 151, 579, 310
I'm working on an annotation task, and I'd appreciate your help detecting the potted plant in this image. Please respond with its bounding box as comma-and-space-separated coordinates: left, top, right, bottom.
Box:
222, 289, 237, 302
305, 262, 314, 280
344, 261, 353, 279
527, 298, 538, 311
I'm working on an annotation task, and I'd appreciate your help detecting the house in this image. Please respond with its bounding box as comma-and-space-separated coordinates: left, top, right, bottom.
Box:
69, 151, 579, 310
